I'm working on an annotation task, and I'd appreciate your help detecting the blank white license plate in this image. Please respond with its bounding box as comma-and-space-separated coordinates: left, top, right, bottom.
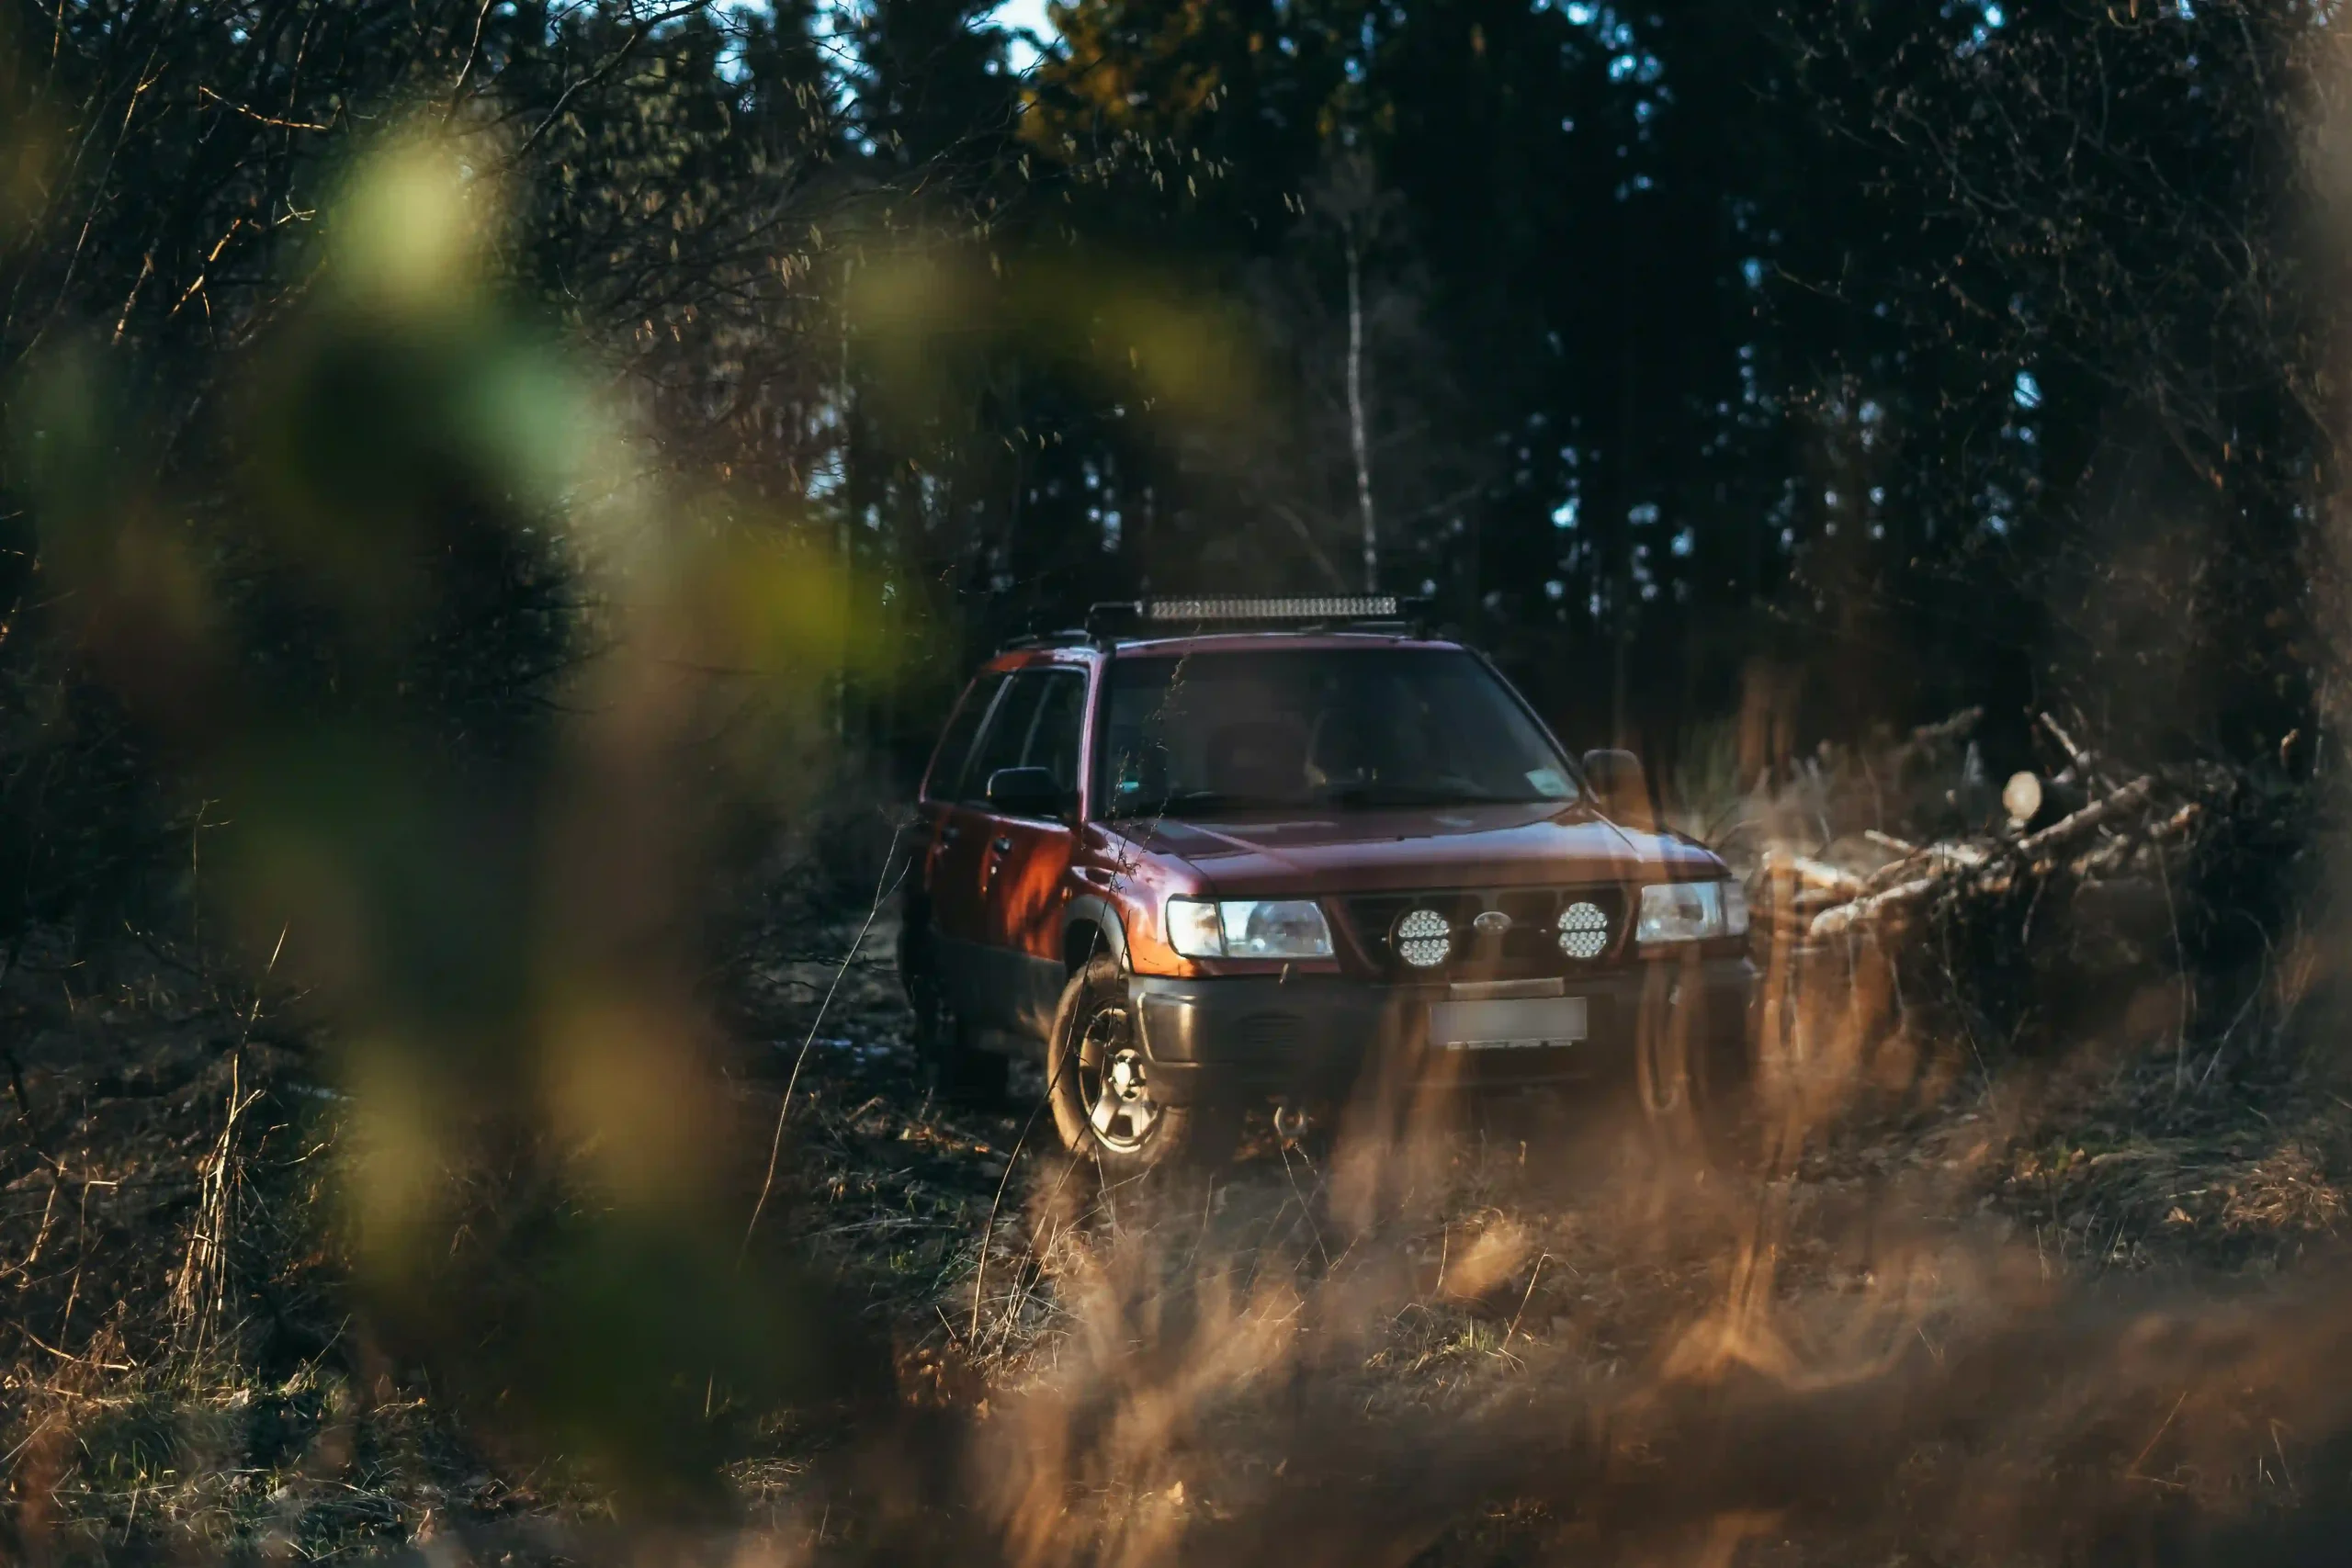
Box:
1428, 996, 1588, 1050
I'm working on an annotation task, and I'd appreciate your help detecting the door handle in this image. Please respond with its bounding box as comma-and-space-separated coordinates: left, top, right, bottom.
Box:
991, 836, 1013, 853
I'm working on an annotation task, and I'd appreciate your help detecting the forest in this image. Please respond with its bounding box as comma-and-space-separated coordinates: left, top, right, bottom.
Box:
5, 0, 2352, 1563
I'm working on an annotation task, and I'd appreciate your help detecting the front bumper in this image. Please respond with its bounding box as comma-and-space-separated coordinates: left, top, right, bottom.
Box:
1129, 955, 1757, 1105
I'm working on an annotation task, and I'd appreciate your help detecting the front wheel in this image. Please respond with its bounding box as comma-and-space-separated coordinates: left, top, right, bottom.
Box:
1632, 968, 1751, 1168
1046, 955, 1237, 1180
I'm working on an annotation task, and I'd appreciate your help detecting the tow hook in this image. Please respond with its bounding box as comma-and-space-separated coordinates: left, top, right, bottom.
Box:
1272, 1102, 1313, 1145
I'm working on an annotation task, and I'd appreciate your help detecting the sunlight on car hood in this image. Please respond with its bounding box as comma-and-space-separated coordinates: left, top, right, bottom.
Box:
1122, 801, 1724, 894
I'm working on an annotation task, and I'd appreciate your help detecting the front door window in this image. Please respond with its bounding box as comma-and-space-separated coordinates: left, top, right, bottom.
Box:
978, 667, 1088, 1034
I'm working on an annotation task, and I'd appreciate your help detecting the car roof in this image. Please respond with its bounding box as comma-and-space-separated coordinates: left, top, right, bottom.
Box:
985, 631, 1466, 671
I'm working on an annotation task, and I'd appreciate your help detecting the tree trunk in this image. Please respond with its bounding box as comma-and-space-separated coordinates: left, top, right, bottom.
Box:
1345, 237, 1378, 593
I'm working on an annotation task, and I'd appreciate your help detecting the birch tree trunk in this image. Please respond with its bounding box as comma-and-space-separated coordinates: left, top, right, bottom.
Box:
1345, 236, 1378, 593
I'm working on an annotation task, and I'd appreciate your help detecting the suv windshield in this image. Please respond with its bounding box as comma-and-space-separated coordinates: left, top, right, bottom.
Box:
1098, 649, 1580, 818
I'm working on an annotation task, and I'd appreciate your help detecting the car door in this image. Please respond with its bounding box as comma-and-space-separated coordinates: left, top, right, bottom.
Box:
936, 669, 1049, 1021
920, 670, 1012, 1013
978, 665, 1089, 1038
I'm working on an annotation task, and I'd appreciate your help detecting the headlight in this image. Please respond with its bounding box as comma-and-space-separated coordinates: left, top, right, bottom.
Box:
1165, 898, 1334, 959
1635, 880, 1749, 944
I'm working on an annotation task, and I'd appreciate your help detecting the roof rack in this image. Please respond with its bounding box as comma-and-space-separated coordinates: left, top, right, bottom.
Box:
1086, 594, 1430, 640
997, 627, 1092, 652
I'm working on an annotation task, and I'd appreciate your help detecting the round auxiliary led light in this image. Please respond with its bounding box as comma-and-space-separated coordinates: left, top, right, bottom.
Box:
1393, 908, 1453, 969
1556, 900, 1611, 960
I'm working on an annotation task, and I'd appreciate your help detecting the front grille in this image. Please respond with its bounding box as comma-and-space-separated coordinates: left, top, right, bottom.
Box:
1340, 886, 1631, 980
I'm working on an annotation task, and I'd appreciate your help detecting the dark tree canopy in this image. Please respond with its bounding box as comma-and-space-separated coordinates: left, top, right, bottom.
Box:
0, 0, 2335, 951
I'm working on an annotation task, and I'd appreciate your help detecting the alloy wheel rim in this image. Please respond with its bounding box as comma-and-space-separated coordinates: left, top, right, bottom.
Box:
1078, 1005, 1159, 1151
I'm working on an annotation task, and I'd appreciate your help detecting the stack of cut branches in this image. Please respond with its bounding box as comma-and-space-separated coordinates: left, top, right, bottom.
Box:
1743, 713, 2215, 950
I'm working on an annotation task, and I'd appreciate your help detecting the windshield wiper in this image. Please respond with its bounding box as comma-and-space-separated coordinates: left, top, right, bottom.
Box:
1316, 782, 1554, 808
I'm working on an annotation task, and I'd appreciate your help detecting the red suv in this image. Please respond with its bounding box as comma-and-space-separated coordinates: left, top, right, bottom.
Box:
899, 598, 1756, 1175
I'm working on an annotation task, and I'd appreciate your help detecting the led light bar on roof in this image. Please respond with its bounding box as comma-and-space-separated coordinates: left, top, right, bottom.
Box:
1144, 594, 1402, 622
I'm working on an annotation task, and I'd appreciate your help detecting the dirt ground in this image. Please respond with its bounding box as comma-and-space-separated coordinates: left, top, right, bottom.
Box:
6, 900, 2350, 1565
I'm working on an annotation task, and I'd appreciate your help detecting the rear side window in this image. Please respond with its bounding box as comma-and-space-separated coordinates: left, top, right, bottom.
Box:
924, 671, 1004, 802
965, 667, 1089, 806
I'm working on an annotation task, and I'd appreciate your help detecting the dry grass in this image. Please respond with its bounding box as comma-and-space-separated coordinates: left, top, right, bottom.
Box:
8, 870, 2352, 1564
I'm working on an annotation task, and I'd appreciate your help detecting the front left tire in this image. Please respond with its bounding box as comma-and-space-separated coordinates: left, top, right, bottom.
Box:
1046, 954, 1237, 1179
1631, 964, 1752, 1166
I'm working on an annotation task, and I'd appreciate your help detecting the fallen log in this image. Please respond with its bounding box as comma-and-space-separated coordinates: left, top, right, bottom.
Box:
2068, 800, 2199, 879
1810, 875, 1942, 939
1763, 849, 1869, 900
2002, 771, 2042, 828
1859, 840, 1986, 895
2016, 775, 2153, 859
1806, 776, 2161, 941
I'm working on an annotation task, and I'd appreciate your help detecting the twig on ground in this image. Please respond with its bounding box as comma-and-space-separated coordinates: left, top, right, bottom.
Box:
971, 1043, 1079, 1345
741, 827, 907, 1265
1501, 1252, 1551, 1359
2039, 711, 2094, 783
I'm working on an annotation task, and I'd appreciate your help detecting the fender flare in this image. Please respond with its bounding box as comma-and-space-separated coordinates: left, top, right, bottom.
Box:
1062, 896, 1130, 972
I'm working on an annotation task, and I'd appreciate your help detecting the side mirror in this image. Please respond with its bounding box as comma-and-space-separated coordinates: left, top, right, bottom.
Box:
1580, 749, 1649, 820
985, 765, 1070, 820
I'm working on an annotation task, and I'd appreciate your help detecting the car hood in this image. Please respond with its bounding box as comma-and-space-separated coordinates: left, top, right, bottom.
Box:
1116, 802, 1726, 896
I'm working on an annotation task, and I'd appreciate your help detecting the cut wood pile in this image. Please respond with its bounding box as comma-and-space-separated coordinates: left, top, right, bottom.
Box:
1717, 710, 2270, 957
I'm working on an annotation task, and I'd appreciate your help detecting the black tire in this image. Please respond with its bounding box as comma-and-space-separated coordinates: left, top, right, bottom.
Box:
1632, 966, 1751, 1167
1046, 954, 1237, 1179
902, 923, 1008, 1106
